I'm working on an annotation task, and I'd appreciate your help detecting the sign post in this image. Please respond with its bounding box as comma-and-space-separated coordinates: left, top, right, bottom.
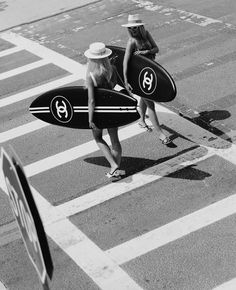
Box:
1, 147, 53, 289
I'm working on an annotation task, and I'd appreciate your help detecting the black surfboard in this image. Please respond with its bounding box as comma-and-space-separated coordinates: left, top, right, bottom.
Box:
29, 86, 139, 129
108, 45, 177, 102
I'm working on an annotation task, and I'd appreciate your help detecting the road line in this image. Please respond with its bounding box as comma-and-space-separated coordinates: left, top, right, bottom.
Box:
0, 46, 22, 57
0, 120, 49, 144
0, 59, 49, 80
1, 32, 86, 75
105, 193, 236, 265
57, 145, 213, 217
0, 74, 79, 108
213, 278, 236, 289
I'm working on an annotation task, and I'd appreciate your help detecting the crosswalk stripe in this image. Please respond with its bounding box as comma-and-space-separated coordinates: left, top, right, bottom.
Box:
0, 46, 22, 57
106, 193, 236, 265
0, 120, 49, 144
212, 278, 236, 289
0, 74, 79, 108
0, 59, 49, 80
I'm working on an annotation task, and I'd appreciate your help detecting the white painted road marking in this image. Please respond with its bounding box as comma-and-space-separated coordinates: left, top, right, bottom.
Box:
106, 193, 236, 265
0, 59, 49, 81
0, 46, 22, 57
0, 120, 49, 144
213, 278, 236, 289
0, 74, 79, 108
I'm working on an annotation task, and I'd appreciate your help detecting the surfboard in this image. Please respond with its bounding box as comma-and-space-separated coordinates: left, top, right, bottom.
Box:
29, 86, 139, 129
108, 45, 177, 102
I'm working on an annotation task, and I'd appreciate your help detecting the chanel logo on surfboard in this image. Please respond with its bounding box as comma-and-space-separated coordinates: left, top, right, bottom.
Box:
50, 96, 73, 123
138, 67, 157, 95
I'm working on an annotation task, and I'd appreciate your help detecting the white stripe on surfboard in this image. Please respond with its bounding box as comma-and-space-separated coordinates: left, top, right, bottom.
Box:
74, 106, 137, 109
80, 110, 137, 113
30, 109, 137, 113
29, 106, 49, 110
30, 106, 136, 110
30, 110, 51, 113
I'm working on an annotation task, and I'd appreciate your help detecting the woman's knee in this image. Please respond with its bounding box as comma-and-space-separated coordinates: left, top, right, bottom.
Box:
92, 129, 103, 142
145, 100, 155, 110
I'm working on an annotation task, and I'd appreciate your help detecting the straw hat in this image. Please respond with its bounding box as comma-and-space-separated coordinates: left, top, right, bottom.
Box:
84, 42, 112, 59
122, 14, 145, 27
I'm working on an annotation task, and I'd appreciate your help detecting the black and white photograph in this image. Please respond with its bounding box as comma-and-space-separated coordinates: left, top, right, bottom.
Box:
0, 0, 236, 289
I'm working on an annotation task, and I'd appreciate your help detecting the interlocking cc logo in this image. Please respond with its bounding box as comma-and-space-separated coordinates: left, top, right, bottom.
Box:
138, 67, 157, 95
50, 95, 73, 123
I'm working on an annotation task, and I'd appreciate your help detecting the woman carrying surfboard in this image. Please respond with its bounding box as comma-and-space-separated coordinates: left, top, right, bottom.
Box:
84, 42, 122, 178
122, 14, 171, 145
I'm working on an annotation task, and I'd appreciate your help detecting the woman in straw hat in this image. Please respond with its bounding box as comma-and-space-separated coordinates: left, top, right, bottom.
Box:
122, 14, 171, 145
84, 42, 122, 178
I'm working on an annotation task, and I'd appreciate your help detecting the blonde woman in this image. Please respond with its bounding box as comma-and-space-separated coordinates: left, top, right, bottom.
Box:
84, 42, 122, 178
122, 14, 171, 145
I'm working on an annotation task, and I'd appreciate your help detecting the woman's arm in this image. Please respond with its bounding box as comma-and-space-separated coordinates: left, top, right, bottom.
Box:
123, 39, 134, 92
87, 75, 97, 129
146, 30, 159, 55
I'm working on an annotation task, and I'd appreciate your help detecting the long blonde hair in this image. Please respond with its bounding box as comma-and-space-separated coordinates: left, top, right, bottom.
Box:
128, 25, 153, 51
86, 57, 113, 88
128, 25, 147, 41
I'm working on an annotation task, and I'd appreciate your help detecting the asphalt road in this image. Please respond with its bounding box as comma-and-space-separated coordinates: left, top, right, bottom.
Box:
0, 0, 236, 289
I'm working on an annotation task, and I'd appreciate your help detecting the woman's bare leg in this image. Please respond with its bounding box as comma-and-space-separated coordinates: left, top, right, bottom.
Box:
144, 99, 168, 140
92, 128, 118, 172
107, 127, 122, 167
137, 98, 147, 126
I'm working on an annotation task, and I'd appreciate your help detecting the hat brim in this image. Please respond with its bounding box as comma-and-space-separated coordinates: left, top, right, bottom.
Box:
122, 23, 145, 27
84, 48, 112, 59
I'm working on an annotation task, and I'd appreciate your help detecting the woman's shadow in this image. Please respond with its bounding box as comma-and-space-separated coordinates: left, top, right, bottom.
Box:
177, 109, 232, 143
84, 151, 211, 181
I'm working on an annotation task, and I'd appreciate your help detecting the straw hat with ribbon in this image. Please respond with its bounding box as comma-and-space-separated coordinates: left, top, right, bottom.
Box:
122, 14, 145, 27
84, 42, 112, 59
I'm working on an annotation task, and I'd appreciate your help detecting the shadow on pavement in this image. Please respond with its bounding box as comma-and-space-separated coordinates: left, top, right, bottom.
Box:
84, 145, 211, 181
179, 109, 232, 142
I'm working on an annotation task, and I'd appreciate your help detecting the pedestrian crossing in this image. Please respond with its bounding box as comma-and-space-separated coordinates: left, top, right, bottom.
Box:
0, 31, 236, 290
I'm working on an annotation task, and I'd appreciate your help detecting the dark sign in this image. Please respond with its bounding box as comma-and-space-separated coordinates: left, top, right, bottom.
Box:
1, 147, 53, 286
